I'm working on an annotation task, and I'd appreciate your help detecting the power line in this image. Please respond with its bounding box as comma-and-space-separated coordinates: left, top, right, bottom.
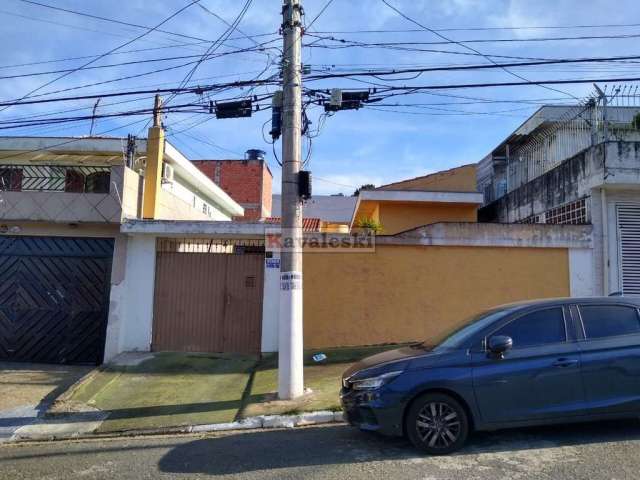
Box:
363, 76, 640, 92
306, 0, 335, 30
169, 0, 255, 102
15, 0, 274, 47
0, 9, 188, 48
303, 55, 640, 82
0, 0, 204, 114
0, 42, 280, 80
380, 0, 579, 100
310, 22, 640, 34
306, 31, 640, 47
196, 2, 260, 47
0, 103, 206, 131
0, 34, 280, 71
0, 78, 277, 107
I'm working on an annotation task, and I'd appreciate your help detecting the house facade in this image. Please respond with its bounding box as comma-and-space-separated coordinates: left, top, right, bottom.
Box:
0, 133, 243, 365
478, 103, 640, 297
108, 164, 593, 359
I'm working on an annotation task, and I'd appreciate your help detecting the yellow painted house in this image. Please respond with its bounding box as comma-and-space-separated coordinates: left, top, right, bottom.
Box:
298, 163, 593, 349
351, 164, 483, 234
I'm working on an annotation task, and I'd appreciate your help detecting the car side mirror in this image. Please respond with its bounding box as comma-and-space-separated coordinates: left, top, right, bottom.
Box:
488, 335, 513, 359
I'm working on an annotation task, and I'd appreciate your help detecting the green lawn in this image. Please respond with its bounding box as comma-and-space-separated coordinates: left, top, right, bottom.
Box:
61, 352, 257, 433
241, 345, 401, 417
52, 345, 403, 433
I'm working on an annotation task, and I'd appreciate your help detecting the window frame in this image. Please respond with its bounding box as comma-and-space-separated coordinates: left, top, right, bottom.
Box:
483, 305, 570, 351
575, 303, 640, 342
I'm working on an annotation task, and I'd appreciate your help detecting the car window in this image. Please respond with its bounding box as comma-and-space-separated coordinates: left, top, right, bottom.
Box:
490, 307, 566, 348
579, 305, 640, 339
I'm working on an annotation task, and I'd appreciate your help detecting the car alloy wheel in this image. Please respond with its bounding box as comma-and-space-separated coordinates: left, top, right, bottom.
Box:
406, 393, 469, 455
416, 402, 460, 449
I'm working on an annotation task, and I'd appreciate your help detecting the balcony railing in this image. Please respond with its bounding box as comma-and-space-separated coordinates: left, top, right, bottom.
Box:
0, 165, 111, 193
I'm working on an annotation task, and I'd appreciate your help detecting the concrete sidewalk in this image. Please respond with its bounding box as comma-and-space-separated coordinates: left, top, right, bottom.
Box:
0, 362, 92, 443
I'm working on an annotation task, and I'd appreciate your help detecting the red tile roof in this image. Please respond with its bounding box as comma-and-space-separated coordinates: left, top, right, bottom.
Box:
265, 217, 322, 232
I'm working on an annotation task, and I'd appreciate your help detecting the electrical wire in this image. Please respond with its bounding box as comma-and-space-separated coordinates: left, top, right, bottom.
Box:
305, 0, 335, 30
380, 0, 579, 100
302, 55, 640, 83
15, 0, 276, 48
0, 0, 204, 114
0, 43, 280, 81
311, 22, 640, 34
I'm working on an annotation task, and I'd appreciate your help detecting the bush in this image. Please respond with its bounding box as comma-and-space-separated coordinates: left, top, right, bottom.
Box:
356, 217, 382, 233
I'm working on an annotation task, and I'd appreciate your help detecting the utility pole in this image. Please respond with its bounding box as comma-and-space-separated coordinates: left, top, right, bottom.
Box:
153, 94, 163, 128
278, 0, 304, 400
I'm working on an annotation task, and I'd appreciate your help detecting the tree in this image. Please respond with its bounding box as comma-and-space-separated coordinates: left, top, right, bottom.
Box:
353, 183, 375, 196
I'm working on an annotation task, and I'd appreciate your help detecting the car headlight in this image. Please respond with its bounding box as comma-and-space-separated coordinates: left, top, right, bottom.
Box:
351, 370, 403, 390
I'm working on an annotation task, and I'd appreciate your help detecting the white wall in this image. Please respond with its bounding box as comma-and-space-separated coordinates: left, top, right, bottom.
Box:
569, 248, 595, 297
261, 252, 281, 352
104, 235, 156, 361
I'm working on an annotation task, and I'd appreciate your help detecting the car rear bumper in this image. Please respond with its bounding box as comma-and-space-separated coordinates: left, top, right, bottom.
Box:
340, 388, 404, 436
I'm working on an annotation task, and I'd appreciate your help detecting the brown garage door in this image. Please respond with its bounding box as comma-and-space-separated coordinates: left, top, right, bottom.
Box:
152, 249, 264, 354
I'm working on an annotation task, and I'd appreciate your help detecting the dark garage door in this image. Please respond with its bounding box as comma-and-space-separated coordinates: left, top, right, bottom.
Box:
0, 236, 114, 365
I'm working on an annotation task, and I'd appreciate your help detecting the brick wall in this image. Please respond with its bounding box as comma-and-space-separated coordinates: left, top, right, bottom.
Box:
193, 159, 272, 220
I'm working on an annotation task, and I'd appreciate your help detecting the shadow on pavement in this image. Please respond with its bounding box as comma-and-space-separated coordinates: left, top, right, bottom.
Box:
0, 362, 92, 435
159, 421, 640, 475
158, 419, 640, 476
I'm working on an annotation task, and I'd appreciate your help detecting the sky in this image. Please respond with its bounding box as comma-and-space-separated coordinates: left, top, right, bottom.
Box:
1, 0, 640, 195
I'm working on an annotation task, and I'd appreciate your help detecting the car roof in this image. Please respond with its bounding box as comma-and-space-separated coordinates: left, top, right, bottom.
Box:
492, 296, 640, 312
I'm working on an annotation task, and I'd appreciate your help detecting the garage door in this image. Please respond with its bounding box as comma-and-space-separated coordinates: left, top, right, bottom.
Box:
0, 236, 114, 365
152, 243, 264, 354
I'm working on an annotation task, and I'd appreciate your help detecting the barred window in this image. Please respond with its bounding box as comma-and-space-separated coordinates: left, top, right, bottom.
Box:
545, 198, 588, 225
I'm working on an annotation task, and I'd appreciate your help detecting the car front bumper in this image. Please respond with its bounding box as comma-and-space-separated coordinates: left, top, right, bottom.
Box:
340, 387, 405, 437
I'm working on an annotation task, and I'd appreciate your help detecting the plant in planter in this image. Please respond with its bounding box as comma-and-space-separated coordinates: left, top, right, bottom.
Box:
355, 217, 382, 234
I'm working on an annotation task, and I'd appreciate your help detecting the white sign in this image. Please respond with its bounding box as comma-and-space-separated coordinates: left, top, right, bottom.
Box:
281, 271, 302, 291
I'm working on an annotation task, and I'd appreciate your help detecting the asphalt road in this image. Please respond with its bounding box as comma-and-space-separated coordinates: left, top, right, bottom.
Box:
1, 421, 640, 479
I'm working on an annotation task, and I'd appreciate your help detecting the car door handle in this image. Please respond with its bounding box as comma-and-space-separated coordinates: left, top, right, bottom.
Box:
552, 358, 579, 368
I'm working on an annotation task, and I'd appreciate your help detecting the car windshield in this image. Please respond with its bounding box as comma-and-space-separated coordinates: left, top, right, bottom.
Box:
423, 307, 514, 350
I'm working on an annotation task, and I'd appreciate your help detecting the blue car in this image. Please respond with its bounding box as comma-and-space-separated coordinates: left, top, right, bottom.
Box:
341, 297, 640, 454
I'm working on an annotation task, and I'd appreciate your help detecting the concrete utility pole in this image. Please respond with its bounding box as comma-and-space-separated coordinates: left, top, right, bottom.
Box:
278, 0, 304, 400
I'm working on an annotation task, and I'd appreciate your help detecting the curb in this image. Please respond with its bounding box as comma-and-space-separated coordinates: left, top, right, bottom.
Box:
9, 411, 346, 444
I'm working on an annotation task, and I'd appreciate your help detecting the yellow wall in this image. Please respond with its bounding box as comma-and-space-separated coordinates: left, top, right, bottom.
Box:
303, 244, 569, 348
378, 202, 477, 234
377, 164, 477, 192
142, 125, 164, 219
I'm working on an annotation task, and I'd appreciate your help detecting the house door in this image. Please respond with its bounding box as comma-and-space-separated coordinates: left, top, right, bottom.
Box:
152, 246, 264, 354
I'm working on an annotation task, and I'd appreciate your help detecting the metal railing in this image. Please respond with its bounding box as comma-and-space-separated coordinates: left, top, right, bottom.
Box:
506, 85, 640, 193
0, 165, 111, 193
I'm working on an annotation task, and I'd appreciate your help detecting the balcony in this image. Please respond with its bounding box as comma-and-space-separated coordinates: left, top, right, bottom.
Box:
0, 164, 142, 223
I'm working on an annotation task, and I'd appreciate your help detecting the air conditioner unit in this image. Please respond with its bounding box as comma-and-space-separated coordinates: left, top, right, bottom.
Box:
162, 163, 174, 183
132, 156, 146, 173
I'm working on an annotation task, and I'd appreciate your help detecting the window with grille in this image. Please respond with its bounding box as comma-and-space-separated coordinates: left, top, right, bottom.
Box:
545, 198, 588, 225
518, 197, 589, 225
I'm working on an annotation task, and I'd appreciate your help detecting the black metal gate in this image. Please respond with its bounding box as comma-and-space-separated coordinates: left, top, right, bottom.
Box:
0, 236, 114, 365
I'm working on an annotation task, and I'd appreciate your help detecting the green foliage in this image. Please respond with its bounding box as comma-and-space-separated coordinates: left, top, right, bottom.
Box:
356, 216, 383, 233
353, 183, 376, 196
